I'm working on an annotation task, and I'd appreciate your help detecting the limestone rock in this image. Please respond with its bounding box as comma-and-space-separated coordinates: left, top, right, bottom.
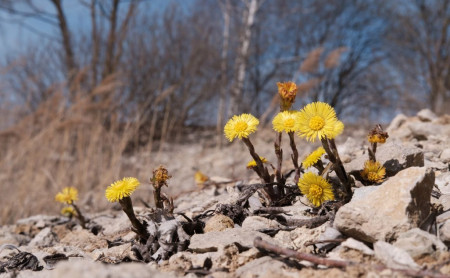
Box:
440, 220, 450, 246
241, 216, 284, 231
393, 228, 447, 258
274, 225, 327, 253
440, 149, 450, 163
315, 227, 343, 251
341, 238, 374, 256
235, 256, 298, 278
188, 228, 275, 253
374, 241, 420, 271
345, 140, 424, 177
60, 229, 107, 252
204, 214, 234, 233
417, 109, 437, 122
28, 227, 56, 248
334, 167, 434, 243
47, 259, 175, 278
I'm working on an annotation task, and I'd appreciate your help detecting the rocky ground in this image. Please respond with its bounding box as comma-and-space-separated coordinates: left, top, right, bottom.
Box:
1, 109, 450, 278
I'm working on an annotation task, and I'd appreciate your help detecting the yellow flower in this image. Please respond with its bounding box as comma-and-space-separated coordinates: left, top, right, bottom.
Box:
272, 111, 299, 133
295, 102, 339, 142
361, 160, 386, 183
152, 166, 171, 184
277, 82, 298, 110
195, 171, 209, 184
224, 113, 259, 142
61, 206, 76, 217
302, 147, 326, 169
329, 120, 344, 139
298, 172, 334, 207
105, 177, 140, 202
247, 156, 268, 169
55, 187, 78, 204
368, 134, 387, 144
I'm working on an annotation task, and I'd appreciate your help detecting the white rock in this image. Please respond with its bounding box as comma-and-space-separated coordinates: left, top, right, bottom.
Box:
417, 109, 437, 122
241, 216, 284, 231
440, 220, 450, 246
393, 228, 447, 258
188, 228, 276, 253
374, 241, 420, 271
334, 167, 434, 243
341, 238, 374, 255
440, 149, 450, 163
29, 227, 56, 248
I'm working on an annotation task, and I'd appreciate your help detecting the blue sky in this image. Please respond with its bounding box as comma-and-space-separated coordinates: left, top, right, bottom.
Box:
0, 0, 175, 57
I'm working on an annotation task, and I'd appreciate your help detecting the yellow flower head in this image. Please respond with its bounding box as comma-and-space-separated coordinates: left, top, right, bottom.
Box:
361, 160, 386, 183
224, 113, 259, 142
368, 134, 387, 144
295, 102, 339, 142
272, 111, 299, 133
277, 82, 298, 110
152, 165, 171, 185
105, 177, 140, 203
61, 206, 76, 217
302, 147, 326, 169
368, 124, 388, 144
55, 187, 78, 204
246, 156, 268, 169
195, 171, 209, 184
329, 120, 344, 139
298, 172, 334, 207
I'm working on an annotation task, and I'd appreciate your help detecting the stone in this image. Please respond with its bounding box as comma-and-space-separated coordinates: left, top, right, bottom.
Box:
374, 241, 420, 271
345, 140, 424, 177
274, 225, 327, 253
204, 214, 234, 233
417, 109, 437, 122
235, 256, 298, 278
387, 114, 408, 132
436, 172, 450, 193
341, 238, 374, 256
241, 216, 284, 231
437, 211, 450, 224
46, 259, 175, 278
315, 227, 344, 251
351, 186, 377, 202
409, 122, 450, 141
440, 220, 450, 246
393, 228, 447, 258
60, 229, 107, 252
28, 227, 56, 248
334, 167, 434, 243
440, 149, 450, 163
188, 228, 276, 253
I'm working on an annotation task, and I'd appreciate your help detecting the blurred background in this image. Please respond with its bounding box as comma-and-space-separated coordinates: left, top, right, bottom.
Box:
0, 0, 449, 224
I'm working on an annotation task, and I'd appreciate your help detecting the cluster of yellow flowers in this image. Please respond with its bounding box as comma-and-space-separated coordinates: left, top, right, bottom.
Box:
105, 177, 140, 203
223, 81, 351, 207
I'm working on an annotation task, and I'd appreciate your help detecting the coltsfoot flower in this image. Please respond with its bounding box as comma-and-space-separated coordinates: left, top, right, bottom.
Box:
61, 206, 76, 217
152, 165, 172, 185
329, 120, 344, 139
298, 172, 334, 207
224, 113, 259, 142
247, 156, 268, 169
272, 111, 299, 133
368, 124, 388, 143
277, 82, 298, 110
295, 102, 339, 142
361, 160, 386, 183
105, 177, 140, 202
55, 187, 78, 204
195, 171, 209, 184
302, 147, 326, 169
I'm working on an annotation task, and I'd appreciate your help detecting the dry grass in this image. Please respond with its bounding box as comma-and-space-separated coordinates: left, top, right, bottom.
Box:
0, 78, 152, 224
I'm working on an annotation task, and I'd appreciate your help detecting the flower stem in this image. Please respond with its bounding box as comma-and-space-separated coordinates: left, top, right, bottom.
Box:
71, 203, 87, 229
242, 137, 275, 201
119, 196, 149, 240
368, 142, 377, 161
274, 132, 285, 197
288, 132, 302, 184
321, 137, 352, 202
